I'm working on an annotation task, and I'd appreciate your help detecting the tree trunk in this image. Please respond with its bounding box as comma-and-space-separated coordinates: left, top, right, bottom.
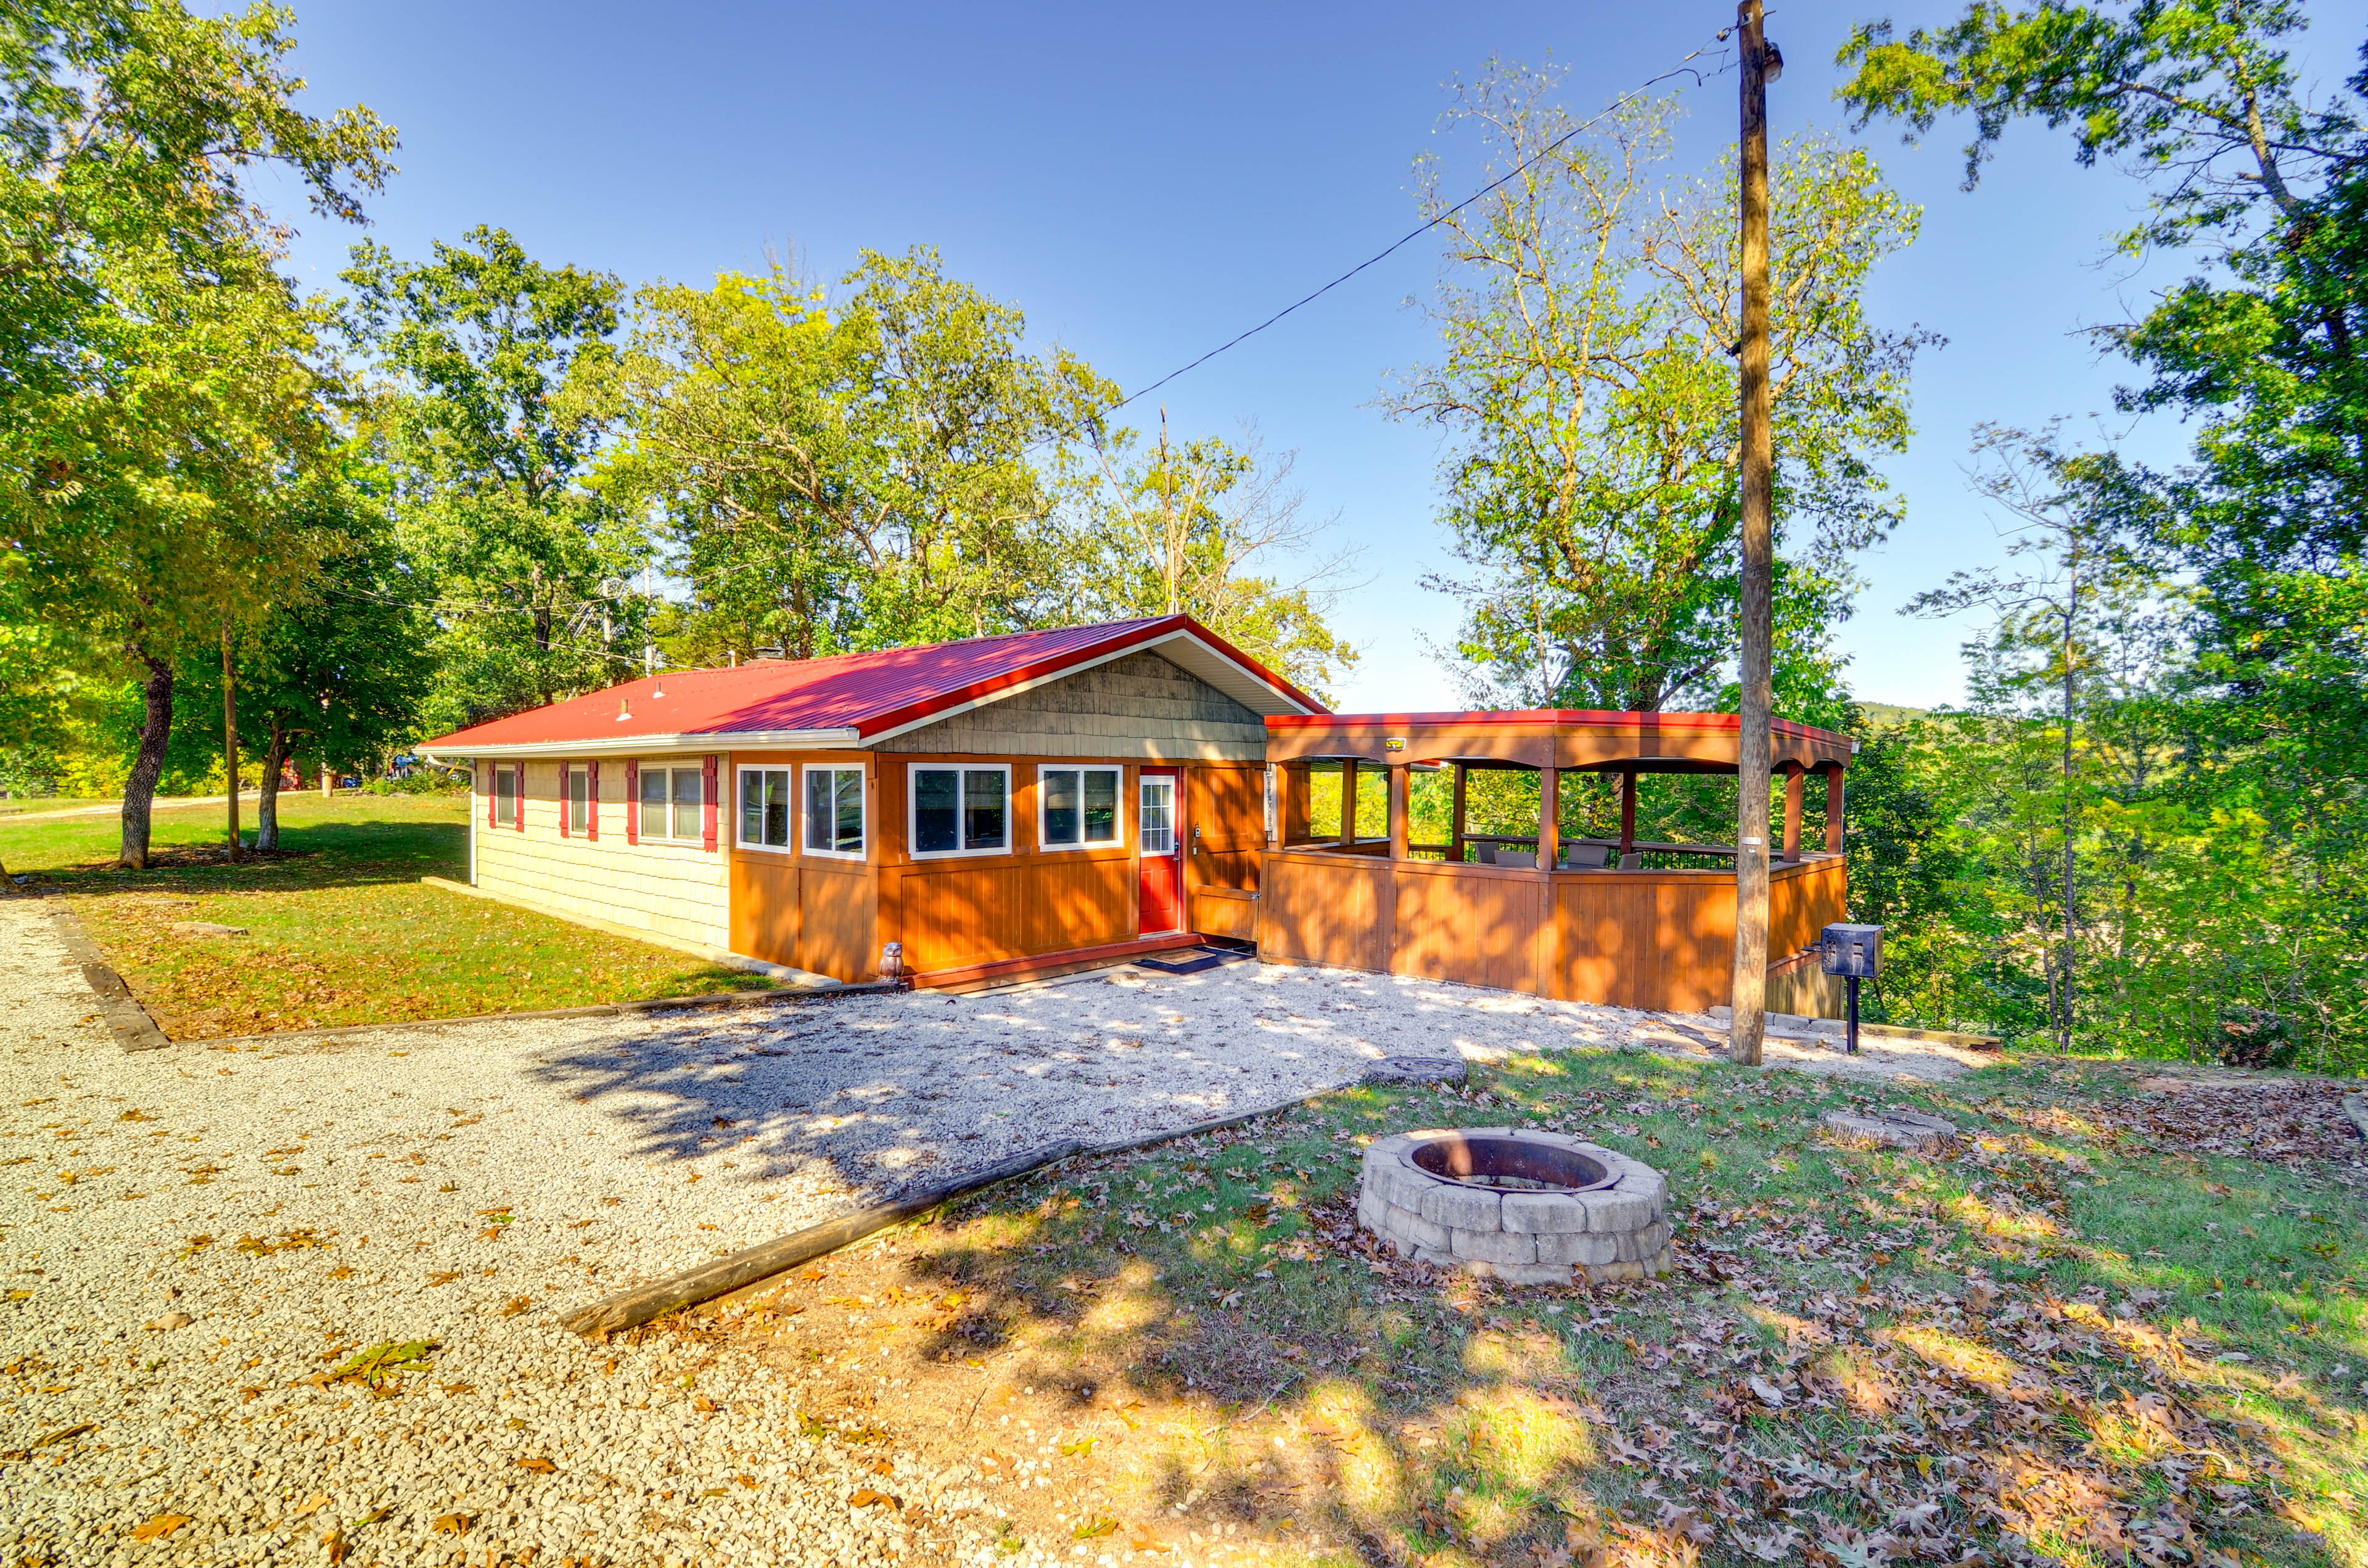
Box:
119, 652, 175, 871
223, 626, 241, 864
257, 716, 288, 852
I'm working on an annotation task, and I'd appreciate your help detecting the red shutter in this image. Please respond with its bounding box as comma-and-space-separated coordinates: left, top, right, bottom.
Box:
625, 761, 639, 844
559, 765, 569, 838
702, 755, 718, 852
514, 765, 525, 831
486, 763, 496, 827
586, 760, 599, 842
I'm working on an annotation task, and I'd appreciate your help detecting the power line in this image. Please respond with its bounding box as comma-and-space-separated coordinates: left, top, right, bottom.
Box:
1100, 36, 1734, 419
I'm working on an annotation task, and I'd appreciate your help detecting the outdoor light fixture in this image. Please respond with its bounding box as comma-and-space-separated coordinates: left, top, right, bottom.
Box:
1819, 922, 1884, 1054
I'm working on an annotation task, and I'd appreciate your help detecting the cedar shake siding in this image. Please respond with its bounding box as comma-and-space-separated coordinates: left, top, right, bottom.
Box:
874, 651, 1265, 761
474, 760, 730, 951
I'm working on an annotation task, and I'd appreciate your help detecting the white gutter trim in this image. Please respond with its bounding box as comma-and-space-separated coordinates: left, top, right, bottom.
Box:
421, 728, 860, 762
857, 628, 1320, 748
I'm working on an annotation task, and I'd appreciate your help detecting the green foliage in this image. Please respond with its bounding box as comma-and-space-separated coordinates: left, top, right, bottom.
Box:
1391, 70, 1927, 712
341, 226, 640, 731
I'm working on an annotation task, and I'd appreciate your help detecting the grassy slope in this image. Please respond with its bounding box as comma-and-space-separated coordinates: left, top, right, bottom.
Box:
1, 792, 766, 1038
709, 1049, 2366, 1568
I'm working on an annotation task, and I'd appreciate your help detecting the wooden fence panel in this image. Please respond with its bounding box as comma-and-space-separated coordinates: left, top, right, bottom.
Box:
1392, 864, 1543, 994
1258, 852, 1388, 972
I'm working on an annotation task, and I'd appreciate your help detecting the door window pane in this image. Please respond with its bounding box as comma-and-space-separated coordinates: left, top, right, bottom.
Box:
672, 768, 702, 841
963, 768, 1006, 850
913, 769, 958, 853
1083, 768, 1119, 844
1140, 778, 1175, 854
1042, 769, 1079, 846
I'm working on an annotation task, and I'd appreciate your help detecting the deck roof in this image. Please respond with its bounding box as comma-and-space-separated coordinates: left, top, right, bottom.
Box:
1265, 708, 1856, 773
421, 615, 1326, 759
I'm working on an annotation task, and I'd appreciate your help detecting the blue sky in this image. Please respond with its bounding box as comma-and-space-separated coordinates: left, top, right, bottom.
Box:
274, 0, 2367, 713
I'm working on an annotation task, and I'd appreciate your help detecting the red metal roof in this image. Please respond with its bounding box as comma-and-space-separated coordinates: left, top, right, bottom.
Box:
1267, 708, 1852, 747
421, 615, 1325, 754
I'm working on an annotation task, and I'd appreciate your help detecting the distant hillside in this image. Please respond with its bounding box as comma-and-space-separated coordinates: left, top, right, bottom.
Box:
1853, 701, 1930, 729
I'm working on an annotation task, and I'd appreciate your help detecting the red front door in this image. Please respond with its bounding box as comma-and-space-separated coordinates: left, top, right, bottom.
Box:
1138, 771, 1183, 935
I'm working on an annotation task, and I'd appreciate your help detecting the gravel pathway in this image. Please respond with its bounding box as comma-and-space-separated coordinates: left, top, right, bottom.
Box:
0, 896, 1972, 1566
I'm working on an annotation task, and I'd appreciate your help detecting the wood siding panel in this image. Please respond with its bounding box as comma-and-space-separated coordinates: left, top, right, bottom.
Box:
799, 861, 876, 982
887, 855, 1133, 975
1257, 852, 1388, 972
474, 758, 730, 950
730, 855, 802, 968
1391, 864, 1542, 993
1190, 889, 1259, 942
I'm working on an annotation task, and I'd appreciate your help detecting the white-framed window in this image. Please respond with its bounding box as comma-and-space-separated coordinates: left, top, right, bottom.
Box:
1038, 765, 1122, 850
494, 763, 519, 827
739, 767, 794, 852
638, 763, 704, 843
803, 765, 866, 859
908, 763, 1010, 858
566, 765, 590, 835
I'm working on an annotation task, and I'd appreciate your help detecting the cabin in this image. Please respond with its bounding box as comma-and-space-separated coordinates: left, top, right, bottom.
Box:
420, 614, 1857, 1012
417, 615, 1320, 989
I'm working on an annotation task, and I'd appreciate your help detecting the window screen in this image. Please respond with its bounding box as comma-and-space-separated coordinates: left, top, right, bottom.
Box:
671, 768, 702, 842
911, 766, 1008, 856
739, 768, 791, 848
495, 765, 517, 826
639, 764, 668, 836
1040, 766, 1121, 848
567, 766, 588, 834
805, 766, 865, 856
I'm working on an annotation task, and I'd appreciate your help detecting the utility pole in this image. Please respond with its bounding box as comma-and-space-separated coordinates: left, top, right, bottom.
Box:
1729, 0, 1779, 1067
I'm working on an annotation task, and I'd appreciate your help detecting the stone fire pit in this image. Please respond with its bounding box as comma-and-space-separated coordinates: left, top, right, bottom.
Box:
1357, 1127, 1671, 1286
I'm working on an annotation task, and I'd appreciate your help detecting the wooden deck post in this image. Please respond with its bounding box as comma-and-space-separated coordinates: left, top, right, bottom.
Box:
1619, 767, 1637, 860
1338, 760, 1359, 847
1782, 765, 1804, 861
1388, 765, 1409, 859
1280, 764, 1310, 847
1450, 764, 1468, 863
1824, 767, 1845, 854
1538, 766, 1559, 870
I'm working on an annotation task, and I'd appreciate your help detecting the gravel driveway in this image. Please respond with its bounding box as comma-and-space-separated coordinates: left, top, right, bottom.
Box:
0, 895, 1971, 1566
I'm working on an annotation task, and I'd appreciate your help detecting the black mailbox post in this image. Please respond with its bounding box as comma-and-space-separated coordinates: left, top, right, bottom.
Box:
1819, 922, 1884, 1054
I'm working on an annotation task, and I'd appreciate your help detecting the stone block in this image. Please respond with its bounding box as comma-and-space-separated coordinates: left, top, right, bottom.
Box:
1588, 1258, 1647, 1284
1534, 1230, 1621, 1267
1634, 1219, 1670, 1255
1499, 1191, 1590, 1234
1412, 1244, 1458, 1271
1579, 1190, 1655, 1233
1490, 1261, 1577, 1286
1385, 1203, 1450, 1252
1362, 1134, 1416, 1170
1418, 1181, 1503, 1232
1450, 1226, 1537, 1266
1368, 1159, 1441, 1213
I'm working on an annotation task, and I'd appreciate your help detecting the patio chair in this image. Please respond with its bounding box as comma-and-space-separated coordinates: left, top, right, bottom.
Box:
1564, 844, 1608, 869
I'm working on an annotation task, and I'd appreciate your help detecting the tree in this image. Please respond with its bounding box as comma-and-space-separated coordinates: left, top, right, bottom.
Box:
1061, 416, 1359, 699
1904, 424, 2172, 1049
1389, 69, 1930, 713
0, 0, 395, 868
342, 226, 638, 730
599, 249, 1117, 664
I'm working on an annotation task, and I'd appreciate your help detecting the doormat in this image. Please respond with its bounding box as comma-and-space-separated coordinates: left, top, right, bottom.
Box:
1133, 948, 1238, 975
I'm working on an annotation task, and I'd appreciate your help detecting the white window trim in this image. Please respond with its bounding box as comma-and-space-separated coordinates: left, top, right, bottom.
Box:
565, 763, 591, 836
637, 761, 704, 846
802, 763, 868, 862
735, 766, 797, 857
906, 762, 1013, 860
495, 762, 520, 828
1036, 764, 1125, 853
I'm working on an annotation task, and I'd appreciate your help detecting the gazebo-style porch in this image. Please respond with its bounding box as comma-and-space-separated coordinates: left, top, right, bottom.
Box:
1251, 710, 1854, 1015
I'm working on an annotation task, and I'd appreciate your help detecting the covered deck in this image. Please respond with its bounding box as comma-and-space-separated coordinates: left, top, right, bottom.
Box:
1253, 710, 1853, 1014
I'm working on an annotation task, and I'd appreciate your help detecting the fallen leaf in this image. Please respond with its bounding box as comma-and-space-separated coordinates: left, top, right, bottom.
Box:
498, 1296, 532, 1318
145, 1311, 192, 1332
31, 1422, 95, 1448
850, 1489, 897, 1509
129, 1514, 192, 1542
516, 1457, 557, 1474
430, 1513, 472, 1535
293, 1493, 331, 1518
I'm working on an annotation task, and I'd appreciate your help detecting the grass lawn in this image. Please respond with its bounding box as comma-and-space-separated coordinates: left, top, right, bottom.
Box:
1, 791, 768, 1039
675, 1050, 2366, 1568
